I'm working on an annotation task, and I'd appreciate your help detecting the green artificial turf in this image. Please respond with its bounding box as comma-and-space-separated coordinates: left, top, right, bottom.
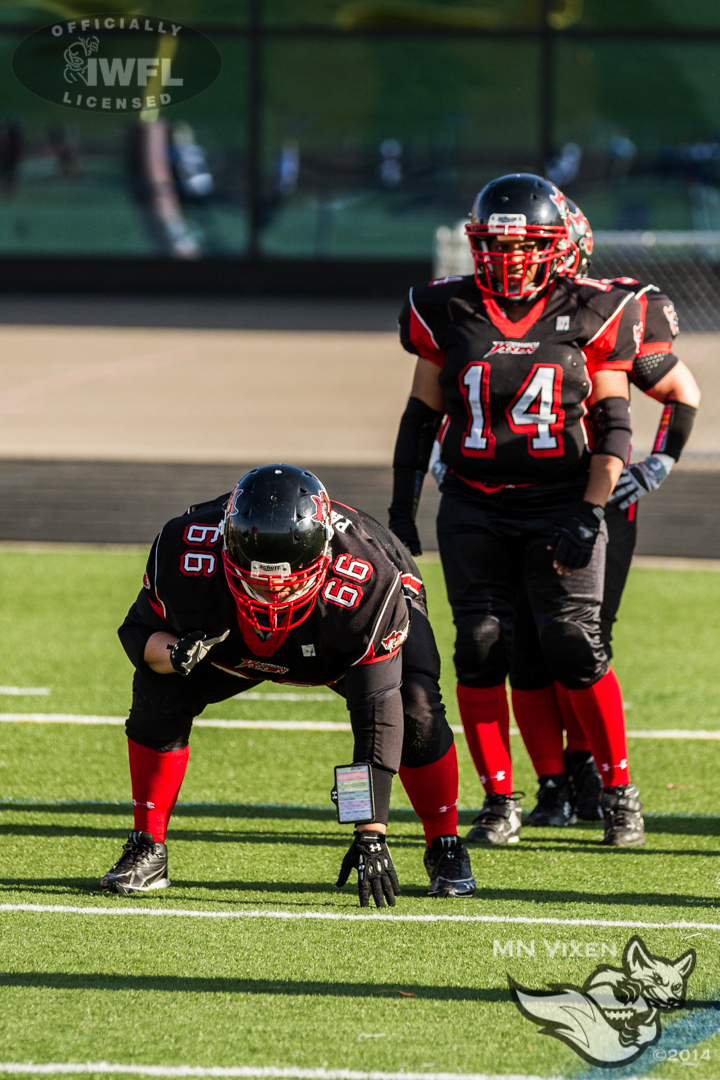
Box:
0, 548, 719, 1080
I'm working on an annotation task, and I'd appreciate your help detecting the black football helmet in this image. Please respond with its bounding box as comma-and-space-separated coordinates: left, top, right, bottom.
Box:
222, 464, 333, 652
465, 173, 571, 300
563, 196, 593, 277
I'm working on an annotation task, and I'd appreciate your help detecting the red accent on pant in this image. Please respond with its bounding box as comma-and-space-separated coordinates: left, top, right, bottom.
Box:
555, 683, 591, 754
128, 739, 190, 842
399, 743, 459, 844
566, 668, 630, 787
511, 686, 565, 778
456, 683, 513, 795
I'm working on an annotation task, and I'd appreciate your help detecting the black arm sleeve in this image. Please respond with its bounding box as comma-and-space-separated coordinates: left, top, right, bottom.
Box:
118, 596, 174, 677
389, 396, 443, 525
653, 400, 697, 461
343, 650, 404, 825
588, 397, 632, 464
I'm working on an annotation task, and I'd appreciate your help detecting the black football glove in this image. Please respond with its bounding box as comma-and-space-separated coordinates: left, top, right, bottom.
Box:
336, 831, 400, 908
389, 516, 422, 557
552, 502, 605, 572
170, 629, 230, 676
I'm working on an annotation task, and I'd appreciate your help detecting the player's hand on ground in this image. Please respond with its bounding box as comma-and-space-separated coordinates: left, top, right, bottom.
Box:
389, 516, 422, 556
336, 830, 401, 908
551, 502, 605, 576
170, 629, 230, 675
608, 455, 670, 510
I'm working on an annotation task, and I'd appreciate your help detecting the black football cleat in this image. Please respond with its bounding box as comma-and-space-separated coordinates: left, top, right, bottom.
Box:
465, 792, 523, 846
101, 830, 170, 894
601, 783, 645, 847
566, 750, 603, 820
526, 774, 577, 827
423, 835, 476, 898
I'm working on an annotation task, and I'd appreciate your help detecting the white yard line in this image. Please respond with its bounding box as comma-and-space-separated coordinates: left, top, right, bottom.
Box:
0, 902, 718, 933
1, 714, 720, 739
0, 688, 49, 696
0, 1065, 572, 1080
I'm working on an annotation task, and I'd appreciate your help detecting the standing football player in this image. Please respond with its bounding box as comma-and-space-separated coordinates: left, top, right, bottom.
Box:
389, 173, 644, 849
507, 199, 700, 826
105, 464, 475, 906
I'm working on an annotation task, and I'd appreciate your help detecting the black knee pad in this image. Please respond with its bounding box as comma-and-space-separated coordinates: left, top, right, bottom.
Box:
126, 670, 196, 751
126, 724, 192, 753
454, 615, 509, 687
400, 671, 454, 768
540, 619, 607, 690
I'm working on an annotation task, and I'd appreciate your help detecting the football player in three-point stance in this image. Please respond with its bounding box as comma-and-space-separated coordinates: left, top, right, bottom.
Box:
507, 199, 700, 827
104, 464, 475, 906
389, 173, 644, 849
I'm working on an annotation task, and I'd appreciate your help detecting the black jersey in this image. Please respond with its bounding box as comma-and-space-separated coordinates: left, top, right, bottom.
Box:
399, 274, 642, 488
120, 499, 410, 688
602, 277, 678, 392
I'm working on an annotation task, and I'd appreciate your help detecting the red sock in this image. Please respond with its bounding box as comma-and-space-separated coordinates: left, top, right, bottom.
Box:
567, 669, 630, 787
555, 683, 591, 754
457, 683, 513, 794
511, 686, 565, 778
128, 739, 190, 843
399, 744, 459, 844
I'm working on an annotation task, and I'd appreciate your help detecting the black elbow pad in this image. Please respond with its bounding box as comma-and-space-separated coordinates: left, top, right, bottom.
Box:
588, 396, 632, 463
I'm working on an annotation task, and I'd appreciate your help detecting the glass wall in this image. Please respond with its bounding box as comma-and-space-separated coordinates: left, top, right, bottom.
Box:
0, 0, 719, 259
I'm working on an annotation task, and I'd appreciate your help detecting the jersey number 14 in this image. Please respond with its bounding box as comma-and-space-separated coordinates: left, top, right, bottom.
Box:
461, 362, 566, 458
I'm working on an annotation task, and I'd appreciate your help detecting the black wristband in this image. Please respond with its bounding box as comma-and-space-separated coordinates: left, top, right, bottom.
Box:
389, 396, 443, 522
588, 396, 632, 463
653, 400, 697, 461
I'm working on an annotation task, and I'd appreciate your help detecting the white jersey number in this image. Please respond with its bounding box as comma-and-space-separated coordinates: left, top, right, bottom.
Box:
460, 362, 495, 457
506, 364, 565, 457
323, 578, 362, 609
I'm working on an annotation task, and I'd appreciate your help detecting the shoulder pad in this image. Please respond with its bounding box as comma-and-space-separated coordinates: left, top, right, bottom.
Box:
411, 275, 474, 307
567, 276, 636, 317
161, 503, 225, 549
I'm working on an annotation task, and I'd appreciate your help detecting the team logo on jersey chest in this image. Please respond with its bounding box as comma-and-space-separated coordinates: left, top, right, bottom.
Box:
235, 658, 290, 674
484, 341, 539, 357
555, 316, 570, 331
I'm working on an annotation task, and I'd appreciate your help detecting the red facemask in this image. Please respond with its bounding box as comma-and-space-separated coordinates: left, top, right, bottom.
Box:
465, 220, 573, 299
222, 548, 331, 656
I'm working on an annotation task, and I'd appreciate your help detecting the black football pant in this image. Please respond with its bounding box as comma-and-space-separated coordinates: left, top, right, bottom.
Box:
437, 486, 609, 692
509, 502, 638, 688
126, 592, 454, 768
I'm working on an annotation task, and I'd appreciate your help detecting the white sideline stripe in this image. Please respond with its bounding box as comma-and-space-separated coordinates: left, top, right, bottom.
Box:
1, 902, 720, 933
1, 714, 720, 739
0, 687, 49, 696
0, 1066, 572, 1080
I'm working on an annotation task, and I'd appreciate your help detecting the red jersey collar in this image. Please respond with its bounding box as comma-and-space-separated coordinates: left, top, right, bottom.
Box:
479, 282, 556, 339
